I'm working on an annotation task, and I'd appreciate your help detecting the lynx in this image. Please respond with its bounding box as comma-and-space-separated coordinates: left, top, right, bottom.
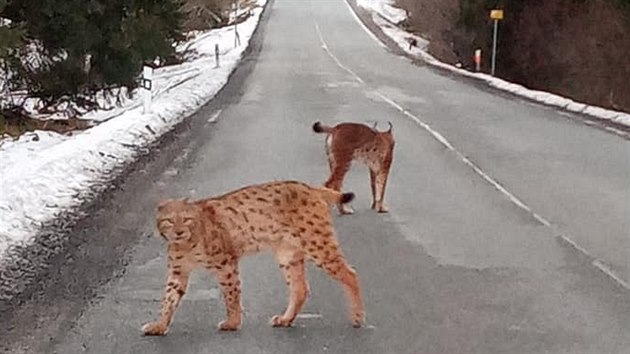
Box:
312, 121, 395, 214
142, 181, 365, 336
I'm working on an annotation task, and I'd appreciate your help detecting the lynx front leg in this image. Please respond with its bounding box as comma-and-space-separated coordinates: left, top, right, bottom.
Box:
142, 267, 190, 336
212, 259, 243, 331
270, 250, 309, 327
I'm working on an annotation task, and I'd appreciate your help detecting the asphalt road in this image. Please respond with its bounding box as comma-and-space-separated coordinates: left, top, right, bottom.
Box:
2, 0, 629, 353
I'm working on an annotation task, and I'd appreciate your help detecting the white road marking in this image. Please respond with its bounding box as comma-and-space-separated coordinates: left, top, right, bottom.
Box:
316, 21, 629, 290
208, 109, 223, 123
296, 313, 323, 319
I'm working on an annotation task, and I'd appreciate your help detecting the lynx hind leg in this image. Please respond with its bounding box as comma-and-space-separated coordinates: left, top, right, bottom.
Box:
324, 158, 354, 215
304, 230, 364, 327
270, 249, 309, 327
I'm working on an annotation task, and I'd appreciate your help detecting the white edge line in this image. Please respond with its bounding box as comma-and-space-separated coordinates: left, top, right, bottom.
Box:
342, 0, 386, 48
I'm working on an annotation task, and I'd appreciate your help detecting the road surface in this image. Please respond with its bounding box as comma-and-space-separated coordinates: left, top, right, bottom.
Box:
2, 0, 629, 353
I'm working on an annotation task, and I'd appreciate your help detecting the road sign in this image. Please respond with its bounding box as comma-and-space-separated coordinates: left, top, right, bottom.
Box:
490, 9, 504, 76
490, 9, 504, 20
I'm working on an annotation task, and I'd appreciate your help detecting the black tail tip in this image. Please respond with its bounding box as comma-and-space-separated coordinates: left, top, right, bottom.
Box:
312, 121, 323, 133
340, 192, 355, 204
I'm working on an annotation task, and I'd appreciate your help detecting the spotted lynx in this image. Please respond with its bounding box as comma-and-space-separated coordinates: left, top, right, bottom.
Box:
313, 121, 395, 214
142, 181, 365, 336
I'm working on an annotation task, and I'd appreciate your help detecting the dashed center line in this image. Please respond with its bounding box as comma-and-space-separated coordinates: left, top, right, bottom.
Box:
314, 20, 629, 291
296, 313, 323, 319
315, 23, 364, 84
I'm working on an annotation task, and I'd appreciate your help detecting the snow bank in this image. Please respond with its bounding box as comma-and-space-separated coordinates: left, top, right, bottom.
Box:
357, 0, 406, 25
357, 0, 630, 127
0, 0, 267, 259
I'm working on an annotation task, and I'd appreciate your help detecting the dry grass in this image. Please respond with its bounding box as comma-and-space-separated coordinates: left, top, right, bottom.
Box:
1, 110, 92, 137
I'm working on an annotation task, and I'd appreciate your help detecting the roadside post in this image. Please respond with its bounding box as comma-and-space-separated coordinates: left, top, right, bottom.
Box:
474, 49, 482, 72
142, 65, 153, 114
215, 44, 220, 68
233, 1, 241, 47
490, 9, 503, 76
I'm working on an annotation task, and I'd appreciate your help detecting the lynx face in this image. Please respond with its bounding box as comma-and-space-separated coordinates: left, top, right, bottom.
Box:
157, 200, 200, 244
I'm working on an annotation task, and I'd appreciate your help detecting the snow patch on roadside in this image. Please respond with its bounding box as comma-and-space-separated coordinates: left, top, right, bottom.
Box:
0, 0, 267, 259
357, 0, 406, 25
356, 0, 630, 127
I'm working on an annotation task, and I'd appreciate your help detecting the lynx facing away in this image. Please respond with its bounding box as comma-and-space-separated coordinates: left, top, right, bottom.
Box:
142, 181, 365, 336
313, 121, 395, 214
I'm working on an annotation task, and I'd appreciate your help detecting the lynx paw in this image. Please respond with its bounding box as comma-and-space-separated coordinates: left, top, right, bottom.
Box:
218, 319, 240, 331
351, 312, 365, 328
269, 315, 293, 327
142, 322, 169, 336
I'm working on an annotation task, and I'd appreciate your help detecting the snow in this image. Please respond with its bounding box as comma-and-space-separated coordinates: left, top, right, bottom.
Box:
357, 0, 406, 25
0, 0, 267, 260
357, 0, 630, 127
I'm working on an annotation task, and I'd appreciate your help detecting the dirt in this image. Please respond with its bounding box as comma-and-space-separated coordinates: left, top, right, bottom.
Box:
395, 0, 630, 113
0, 109, 92, 137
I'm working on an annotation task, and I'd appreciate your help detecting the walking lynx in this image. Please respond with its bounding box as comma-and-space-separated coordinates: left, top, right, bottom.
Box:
142, 181, 365, 336
313, 121, 395, 214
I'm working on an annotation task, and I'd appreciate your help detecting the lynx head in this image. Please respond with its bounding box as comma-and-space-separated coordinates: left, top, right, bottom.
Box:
156, 199, 202, 244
